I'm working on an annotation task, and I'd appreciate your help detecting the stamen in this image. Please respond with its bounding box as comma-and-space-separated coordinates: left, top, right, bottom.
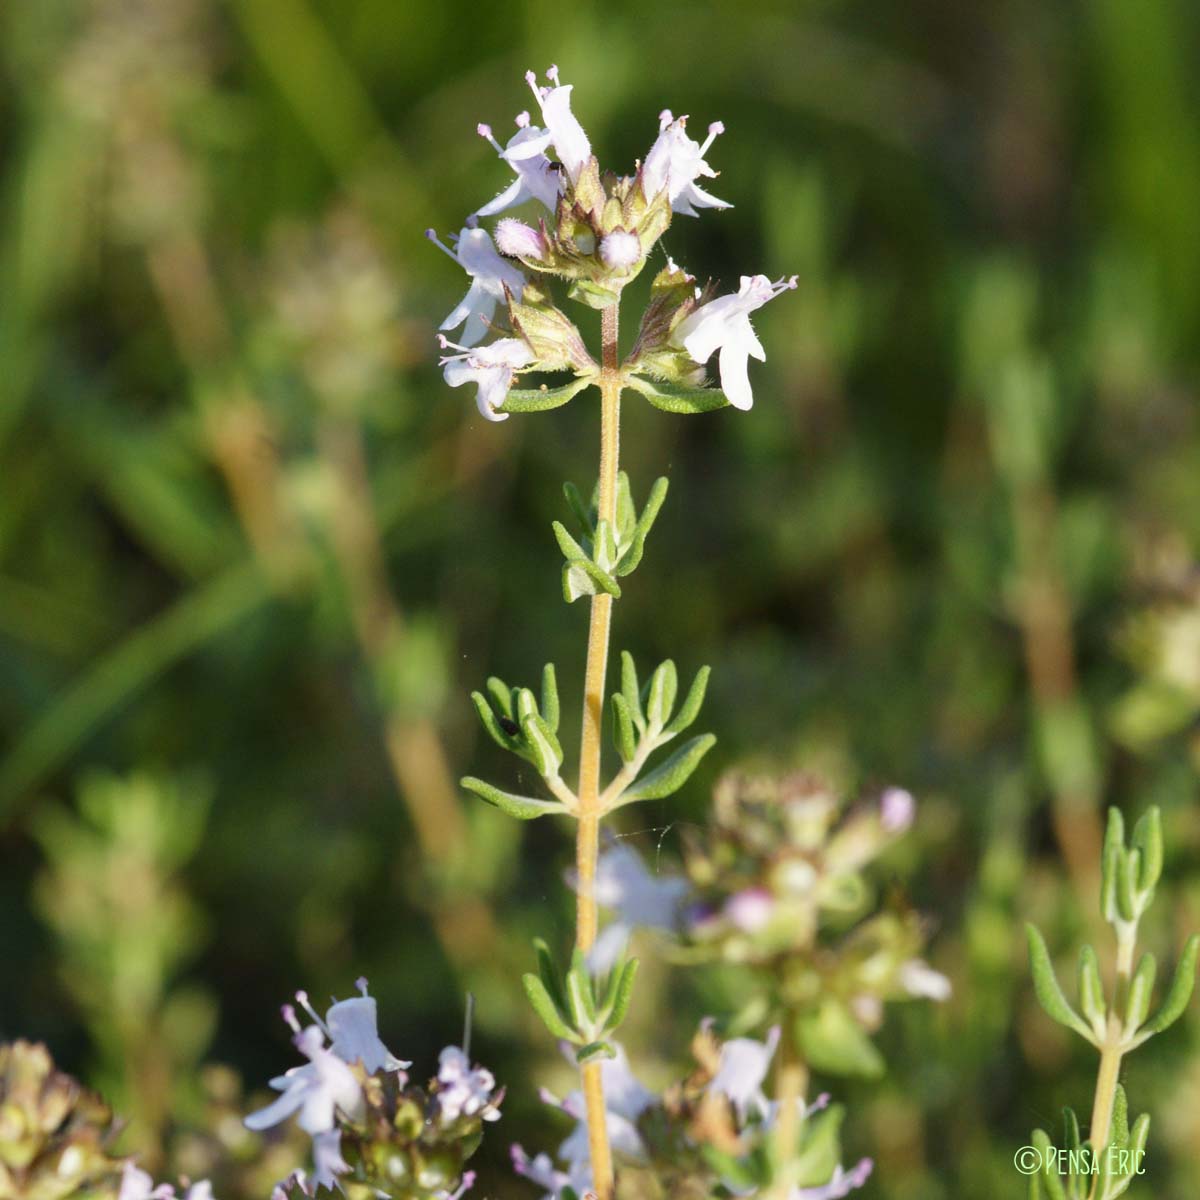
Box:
356, 977, 369, 996
658, 109, 674, 130
425, 229, 459, 262
515, 111, 531, 128
477, 123, 504, 154
462, 992, 475, 1058
699, 121, 725, 156
294, 989, 329, 1035
281, 1004, 301, 1035
546, 64, 560, 85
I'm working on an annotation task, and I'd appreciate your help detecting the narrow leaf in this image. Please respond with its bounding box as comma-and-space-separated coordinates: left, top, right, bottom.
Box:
1101, 808, 1125, 923
611, 693, 638, 763
498, 377, 592, 413
1124, 952, 1156, 1033
522, 973, 577, 1041
604, 958, 639, 1032
461, 776, 565, 820
575, 1041, 616, 1065
628, 374, 731, 414
620, 651, 645, 732
1077, 944, 1106, 1030
486, 676, 513, 717
541, 663, 560, 733
612, 733, 716, 807
1131, 807, 1163, 895
563, 481, 593, 537
615, 475, 669, 577
646, 659, 678, 730
534, 938, 568, 1015
471, 691, 519, 752
1026, 925, 1097, 1044
1141, 933, 1200, 1034
664, 665, 711, 736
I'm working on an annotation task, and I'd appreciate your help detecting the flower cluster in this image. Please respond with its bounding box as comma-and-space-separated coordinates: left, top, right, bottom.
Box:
427, 67, 796, 421
513, 1027, 872, 1200
243, 980, 501, 1200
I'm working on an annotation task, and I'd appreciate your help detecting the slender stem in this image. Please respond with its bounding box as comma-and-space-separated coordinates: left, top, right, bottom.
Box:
575, 302, 622, 1200
1089, 924, 1136, 1157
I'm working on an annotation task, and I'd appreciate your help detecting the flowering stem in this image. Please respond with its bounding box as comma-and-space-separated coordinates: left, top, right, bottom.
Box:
1088, 924, 1136, 1157
575, 301, 622, 1200
770, 1019, 809, 1198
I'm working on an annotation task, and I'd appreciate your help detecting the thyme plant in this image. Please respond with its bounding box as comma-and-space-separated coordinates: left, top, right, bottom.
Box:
1025, 807, 1198, 1198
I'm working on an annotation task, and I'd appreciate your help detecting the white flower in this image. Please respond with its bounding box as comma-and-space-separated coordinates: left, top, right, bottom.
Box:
707, 1025, 779, 1122
899, 958, 952, 1001
436, 1045, 501, 1123
724, 886, 775, 933
118, 1164, 176, 1200
474, 116, 562, 219
599, 230, 641, 271
439, 335, 535, 422
672, 274, 797, 411
521, 67, 592, 183
642, 111, 731, 216
244, 1009, 364, 1135
427, 227, 526, 347
580, 844, 691, 972
794, 1159, 874, 1199
184, 1185, 215, 1200
511, 1145, 569, 1200
291, 977, 408, 1074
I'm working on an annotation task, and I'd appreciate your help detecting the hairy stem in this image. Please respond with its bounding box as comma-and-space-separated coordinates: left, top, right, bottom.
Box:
575, 302, 622, 1200
771, 1020, 809, 1198
1089, 925, 1136, 1157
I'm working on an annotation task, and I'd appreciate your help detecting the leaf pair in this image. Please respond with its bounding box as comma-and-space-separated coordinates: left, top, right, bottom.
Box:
554, 473, 669, 602
522, 939, 639, 1062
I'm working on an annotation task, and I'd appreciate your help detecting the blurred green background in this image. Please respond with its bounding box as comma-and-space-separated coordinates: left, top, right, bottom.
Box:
2, 0, 1200, 1196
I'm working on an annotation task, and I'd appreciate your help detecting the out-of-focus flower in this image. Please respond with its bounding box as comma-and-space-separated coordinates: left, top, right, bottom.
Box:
118, 1164, 176, 1200
672, 275, 798, 410
427, 227, 526, 347
794, 1159, 874, 1199
436, 1047, 502, 1124
582, 844, 691, 971
642, 112, 731, 216
309, 1130, 349, 1192
244, 1009, 363, 1135
707, 1026, 779, 1122
439, 336, 535, 422
879, 787, 916, 834
521, 67, 592, 184
898, 959, 952, 1001
510, 1145, 569, 1200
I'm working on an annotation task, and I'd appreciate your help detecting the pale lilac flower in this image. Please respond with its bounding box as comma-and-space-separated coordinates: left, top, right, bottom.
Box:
724, 886, 775, 932
579, 844, 691, 972
436, 1045, 501, 1122
599, 231, 641, 270
183, 1185, 213, 1200
311, 1130, 350, 1193
879, 787, 915, 834
707, 1025, 780, 1122
439, 335, 535, 423
293, 977, 408, 1074
427, 227, 526, 347
475, 116, 562, 219
511, 1146, 570, 1200
520, 67, 592, 183
899, 958, 952, 1001
495, 217, 548, 261
794, 1159, 874, 1199
118, 1164, 176, 1200
438, 1170, 477, 1200
672, 274, 798, 411
536, 1044, 655, 1196
244, 1009, 363, 1135
642, 111, 731, 216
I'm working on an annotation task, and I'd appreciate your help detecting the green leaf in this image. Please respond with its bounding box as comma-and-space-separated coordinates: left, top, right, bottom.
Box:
1101, 808, 1125, 924
615, 476, 669, 577
603, 958, 639, 1032
614, 472, 638, 545
1131, 807, 1163, 895
486, 676, 513, 717
534, 938, 568, 1015
791, 1105, 844, 1188
575, 1041, 616, 1065
517, 688, 563, 776
611, 733, 716, 807
563, 480, 593, 537
1124, 952, 1156, 1032
1116, 849, 1140, 923
498, 377, 592, 413
565, 949, 597, 1030
611, 693, 638, 763
541, 663, 560, 733
646, 659, 678, 730
594, 518, 618, 572
522, 973, 577, 1041
553, 521, 622, 602
1140, 933, 1200, 1034
1030, 1130, 1066, 1200
627, 374, 731, 414
1026, 925, 1098, 1044
471, 690, 519, 752
620, 651, 645, 732
664, 665, 711, 735
796, 999, 885, 1078
1077, 945, 1106, 1030
461, 777, 566, 820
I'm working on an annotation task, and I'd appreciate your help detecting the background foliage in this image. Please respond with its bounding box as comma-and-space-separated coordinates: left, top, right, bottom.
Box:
2, 1, 1199, 1196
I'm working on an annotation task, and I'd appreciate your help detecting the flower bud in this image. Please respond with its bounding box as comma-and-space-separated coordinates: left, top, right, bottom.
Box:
599, 230, 642, 271
880, 787, 915, 833
495, 217, 547, 261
